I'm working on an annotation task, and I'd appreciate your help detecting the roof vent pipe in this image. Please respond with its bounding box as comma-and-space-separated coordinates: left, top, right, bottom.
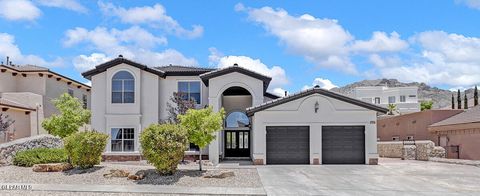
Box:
6, 56, 9, 66
314, 85, 320, 88
233, 63, 238, 67
118, 54, 123, 58
284, 91, 287, 97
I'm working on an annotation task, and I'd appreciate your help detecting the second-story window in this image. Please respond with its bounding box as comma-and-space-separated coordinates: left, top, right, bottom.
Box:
374, 97, 381, 104
178, 81, 201, 104
68, 89, 74, 96
388, 96, 396, 104
82, 94, 88, 109
400, 95, 406, 102
112, 71, 134, 103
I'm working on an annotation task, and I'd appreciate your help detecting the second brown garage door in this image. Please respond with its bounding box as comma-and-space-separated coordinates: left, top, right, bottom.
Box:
266, 126, 310, 164
322, 126, 365, 164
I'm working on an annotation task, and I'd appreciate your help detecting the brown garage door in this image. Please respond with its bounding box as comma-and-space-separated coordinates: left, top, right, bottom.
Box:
266, 126, 310, 164
322, 126, 365, 164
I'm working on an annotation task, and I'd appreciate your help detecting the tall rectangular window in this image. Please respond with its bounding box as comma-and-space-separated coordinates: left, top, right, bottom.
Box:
374, 97, 381, 104
82, 94, 88, 109
68, 89, 74, 96
388, 96, 396, 104
400, 95, 406, 103
178, 81, 201, 104
111, 128, 134, 152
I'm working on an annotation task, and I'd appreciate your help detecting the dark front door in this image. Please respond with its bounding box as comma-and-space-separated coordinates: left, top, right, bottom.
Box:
224, 130, 250, 157
266, 126, 310, 164
322, 126, 365, 164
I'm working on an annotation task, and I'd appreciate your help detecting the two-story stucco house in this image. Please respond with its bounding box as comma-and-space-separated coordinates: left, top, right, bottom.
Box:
0, 63, 91, 143
83, 56, 387, 165
354, 86, 420, 114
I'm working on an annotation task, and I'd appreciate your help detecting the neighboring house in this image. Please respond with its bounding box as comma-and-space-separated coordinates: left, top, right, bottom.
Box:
354, 86, 420, 114
377, 109, 463, 142
429, 105, 480, 160
83, 56, 387, 165
0, 63, 91, 143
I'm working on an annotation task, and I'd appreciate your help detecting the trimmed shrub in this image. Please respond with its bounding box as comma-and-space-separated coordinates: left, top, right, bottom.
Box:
140, 124, 188, 175
64, 131, 108, 169
13, 148, 68, 167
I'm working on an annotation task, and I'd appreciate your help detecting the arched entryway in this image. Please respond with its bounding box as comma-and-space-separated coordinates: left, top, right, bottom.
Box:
221, 86, 252, 158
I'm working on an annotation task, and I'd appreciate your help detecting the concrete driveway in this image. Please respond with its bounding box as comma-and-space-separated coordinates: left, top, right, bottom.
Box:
257, 158, 480, 195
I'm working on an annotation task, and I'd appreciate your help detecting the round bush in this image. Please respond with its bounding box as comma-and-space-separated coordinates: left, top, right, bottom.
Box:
140, 124, 188, 175
13, 148, 68, 167
64, 131, 108, 169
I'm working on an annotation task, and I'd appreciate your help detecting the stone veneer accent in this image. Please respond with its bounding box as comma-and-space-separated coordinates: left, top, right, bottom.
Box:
378, 140, 446, 161
102, 154, 143, 162
0, 134, 63, 165
313, 158, 320, 165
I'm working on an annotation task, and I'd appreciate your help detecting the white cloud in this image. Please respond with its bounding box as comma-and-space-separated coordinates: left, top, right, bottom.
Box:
0, 0, 41, 21
64, 26, 197, 68
73, 53, 110, 72
208, 47, 223, 66
0, 32, 62, 67
351, 31, 408, 53
98, 1, 203, 39
36, 0, 87, 13
271, 87, 288, 97
237, 4, 356, 74
302, 78, 338, 90
210, 50, 288, 88
456, 0, 480, 9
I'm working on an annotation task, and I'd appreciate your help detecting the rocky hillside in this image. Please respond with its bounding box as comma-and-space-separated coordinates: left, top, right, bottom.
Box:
330, 79, 476, 109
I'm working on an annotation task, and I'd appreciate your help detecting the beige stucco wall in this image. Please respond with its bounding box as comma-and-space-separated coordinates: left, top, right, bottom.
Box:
45, 76, 90, 118
158, 76, 209, 122
91, 63, 160, 154
207, 72, 265, 164
1, 92, 45, 136
222, 95, 252, 113
0, 71, 17, 92
251, 93, 379, 165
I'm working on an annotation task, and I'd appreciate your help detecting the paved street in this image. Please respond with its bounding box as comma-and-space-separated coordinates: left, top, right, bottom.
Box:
257, 158, 480, 195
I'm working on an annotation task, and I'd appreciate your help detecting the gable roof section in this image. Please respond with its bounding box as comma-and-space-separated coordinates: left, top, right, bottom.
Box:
154, 65, 216, 76
430, 105, 480, 127
82, 57, 165, 80
199, 65, 272, 92
246, 87, 388, 116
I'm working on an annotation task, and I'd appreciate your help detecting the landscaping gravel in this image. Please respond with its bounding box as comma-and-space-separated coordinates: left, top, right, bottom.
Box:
1, 191, 182, 196
0, 162, 262, 188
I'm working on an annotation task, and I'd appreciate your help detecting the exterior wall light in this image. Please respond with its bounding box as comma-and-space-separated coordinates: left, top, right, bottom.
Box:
315, 101, 319, 113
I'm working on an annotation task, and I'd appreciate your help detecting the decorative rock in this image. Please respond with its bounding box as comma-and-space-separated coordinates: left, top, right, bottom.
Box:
430, 146, 446, 158
127, 171, 146, 180
103, 169, 130, 178
402, 145, 416, 160
204, 170, 235, 178
0, 135, 63, 165
32, 163, 73, 172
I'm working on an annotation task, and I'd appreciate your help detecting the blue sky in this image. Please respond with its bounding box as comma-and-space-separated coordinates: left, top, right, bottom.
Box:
1, 0, 480, 96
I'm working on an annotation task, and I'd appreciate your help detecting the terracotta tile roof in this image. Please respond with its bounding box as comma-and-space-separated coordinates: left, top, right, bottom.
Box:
430, 105, 480, 127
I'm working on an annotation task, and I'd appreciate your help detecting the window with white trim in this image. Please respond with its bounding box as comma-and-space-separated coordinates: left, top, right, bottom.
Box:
400, 95, 406, 102
374, 97, 381, 104
112, 71, 134, 103
178, 81, 201, 104
111, 128, 134, 152
388, 96, 396, 104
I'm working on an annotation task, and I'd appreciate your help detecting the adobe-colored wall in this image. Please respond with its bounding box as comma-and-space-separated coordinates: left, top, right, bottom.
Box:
433, 124, 480, 160
377, 110, 463, 143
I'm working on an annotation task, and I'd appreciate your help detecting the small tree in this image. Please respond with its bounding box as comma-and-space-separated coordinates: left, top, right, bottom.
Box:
165, 92, 195, 124
179, 106, 225, 171
387, 104, 397, 115
420, 101, 433, 111
42, 93, 91, 138
475, 85, 478, 106
451, 94, 455, 109
464, 92, 468, 109
0, 113, 15, 141
457, 89, 462, 109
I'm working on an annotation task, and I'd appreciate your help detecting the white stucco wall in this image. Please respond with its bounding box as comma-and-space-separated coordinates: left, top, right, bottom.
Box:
251, 93, 378, 165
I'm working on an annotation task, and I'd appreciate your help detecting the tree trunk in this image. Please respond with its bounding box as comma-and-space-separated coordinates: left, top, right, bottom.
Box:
199, 149, 203, 171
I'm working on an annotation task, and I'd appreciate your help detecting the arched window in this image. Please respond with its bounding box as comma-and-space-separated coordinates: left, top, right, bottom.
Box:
112, 71, 134, 103
225, 111, 250, 128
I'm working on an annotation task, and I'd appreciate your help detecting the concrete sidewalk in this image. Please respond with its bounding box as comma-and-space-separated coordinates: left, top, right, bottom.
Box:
0, 183, 266, 195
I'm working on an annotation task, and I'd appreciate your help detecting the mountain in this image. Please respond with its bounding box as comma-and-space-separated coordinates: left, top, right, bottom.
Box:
330, 79, 477, 109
